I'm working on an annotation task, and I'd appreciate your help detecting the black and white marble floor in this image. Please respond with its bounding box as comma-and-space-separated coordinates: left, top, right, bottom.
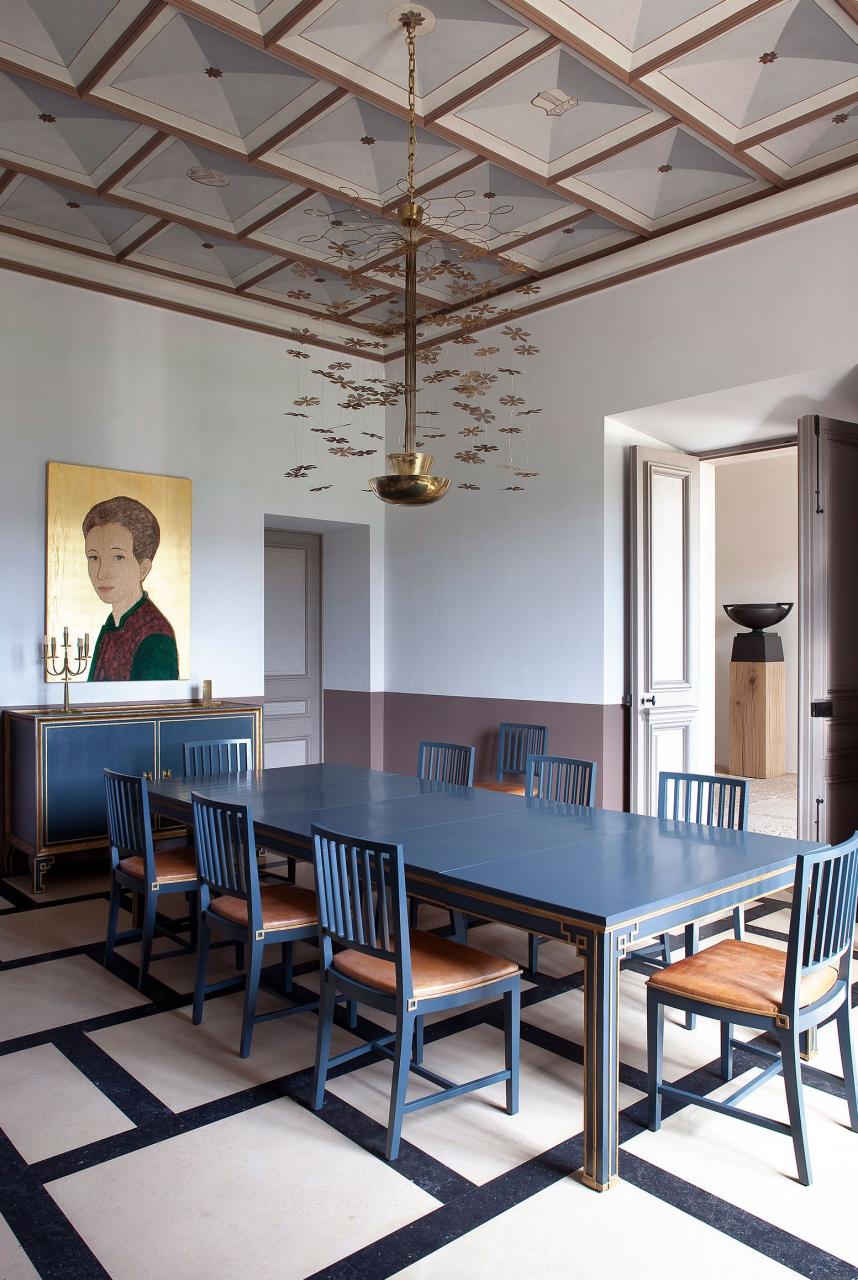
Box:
0, 862, 855, 1280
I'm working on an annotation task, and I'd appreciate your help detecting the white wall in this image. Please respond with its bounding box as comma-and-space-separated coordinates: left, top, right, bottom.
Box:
714, 451, 798, 773
384, 205, 858, 711
0, 270, 386, 709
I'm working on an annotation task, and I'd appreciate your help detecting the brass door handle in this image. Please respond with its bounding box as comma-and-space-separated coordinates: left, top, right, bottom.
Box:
161, 768, 172, 780
144, 771, 153, 781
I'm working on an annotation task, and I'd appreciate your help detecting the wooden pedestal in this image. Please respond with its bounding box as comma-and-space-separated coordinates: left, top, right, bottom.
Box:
729, 661, 785, 779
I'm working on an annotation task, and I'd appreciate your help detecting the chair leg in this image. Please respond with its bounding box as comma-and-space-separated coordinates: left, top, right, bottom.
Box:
187, 891, 198, 948
104, 878, 122, 967
386, 1010, 415, 1161
234, 941, 245, 971
347, 998, 358, 1030
528, 932, 539, 974
409, 898, 419, 929
240, 940, 263, 1059
835, 1000, 858, 1130
779, 1030, 812, 1186
647, 992, 665, 1131
312, 977, 336, 1111
412, 1015, 424, 1066
683, 923, 699, 1030
450, 911, 468, 945
660, 931, 672, 965
138, 893, 157, 991
504, 984, 520, 1116
721, 1020, 734, 1081
192, 916, 211, 1026
732, 904, 745, 941
282, 940, 293, 995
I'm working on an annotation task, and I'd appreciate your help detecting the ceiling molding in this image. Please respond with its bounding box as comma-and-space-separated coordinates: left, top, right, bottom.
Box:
0, 227, 387, 358
0, 0, 855, 345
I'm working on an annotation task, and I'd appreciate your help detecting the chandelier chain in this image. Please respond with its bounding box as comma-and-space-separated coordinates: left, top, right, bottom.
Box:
403, 14, 417, 199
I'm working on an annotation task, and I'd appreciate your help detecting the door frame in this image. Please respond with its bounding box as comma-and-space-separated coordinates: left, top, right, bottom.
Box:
628, 434, 801, 815
262, 527, 323, 766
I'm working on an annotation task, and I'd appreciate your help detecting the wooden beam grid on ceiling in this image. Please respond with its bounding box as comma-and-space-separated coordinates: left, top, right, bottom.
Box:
0, 0, 854, 352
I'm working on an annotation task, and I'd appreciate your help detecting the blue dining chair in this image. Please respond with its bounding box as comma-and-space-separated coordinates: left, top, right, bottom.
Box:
478, 723, 548, 795
103, 769, 198, 990
184, 736, 296, 884
658, 770, 750, 954
417, 740, 475, 787
647, 831, 858, 1186
183, 737, 253, 776
310, 824, 521, 1161
525, 754, 597, 973
411, 741, 475, 936
191, 792, 319, 1058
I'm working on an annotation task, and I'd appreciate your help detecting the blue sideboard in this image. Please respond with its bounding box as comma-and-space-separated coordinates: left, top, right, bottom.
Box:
3, 701, 262, 892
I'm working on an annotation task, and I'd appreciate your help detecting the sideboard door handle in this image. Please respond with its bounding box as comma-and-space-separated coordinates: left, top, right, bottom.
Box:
161, 768, 172, 780
143, 771, 153, 782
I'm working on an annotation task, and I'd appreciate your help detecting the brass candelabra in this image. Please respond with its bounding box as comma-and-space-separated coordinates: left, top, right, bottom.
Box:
44, 627, 90, 713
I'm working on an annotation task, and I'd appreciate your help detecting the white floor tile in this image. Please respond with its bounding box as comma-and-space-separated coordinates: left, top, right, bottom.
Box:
0, 1044, 133, 1162
387, 1171, 802, 1280
625, 1061, 858, 1265
47, 1097, 439, 1280
89, 990, 357, 1112
4, 867, 111, 903
0, 955, 147, 1041
0, 900, 127, 963
328, 1022, 641, 1184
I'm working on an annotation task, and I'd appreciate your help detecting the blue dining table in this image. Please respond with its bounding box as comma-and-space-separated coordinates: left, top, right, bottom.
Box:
147, 762, 819, 1191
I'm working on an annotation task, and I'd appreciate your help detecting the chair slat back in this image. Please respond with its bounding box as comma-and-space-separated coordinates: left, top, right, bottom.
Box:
104, 770, 154, 876
191, 793, 259, 914
527, 754, 597, 806
792, 835, 858, 973
183, 738, 253, 777
657, 771, 749, 830
417, 740, 475, 787
781, 834, 858, 1022
497, 723, 548, 781
312, 825, 412, 996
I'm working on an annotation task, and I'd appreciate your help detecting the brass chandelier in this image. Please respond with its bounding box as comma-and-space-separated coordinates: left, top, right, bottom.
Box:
369, 9, 450, 506
283, 6, 545, 504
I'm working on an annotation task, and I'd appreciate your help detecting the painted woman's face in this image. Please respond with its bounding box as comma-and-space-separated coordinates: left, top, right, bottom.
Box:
85, 521, 151, 607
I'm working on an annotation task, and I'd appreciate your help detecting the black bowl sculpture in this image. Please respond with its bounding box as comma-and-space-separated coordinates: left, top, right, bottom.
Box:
723, 602, 793, 632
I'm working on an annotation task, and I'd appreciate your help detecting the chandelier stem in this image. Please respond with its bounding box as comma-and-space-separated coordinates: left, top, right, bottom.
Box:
403, 232, 417, 454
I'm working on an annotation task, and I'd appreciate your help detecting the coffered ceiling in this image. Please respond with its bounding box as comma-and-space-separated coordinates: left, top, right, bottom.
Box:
0, 0, 856, 358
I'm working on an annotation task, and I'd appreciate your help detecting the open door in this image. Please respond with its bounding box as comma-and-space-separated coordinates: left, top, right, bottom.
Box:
798, 415, 858, 844
630, 447, 701, 814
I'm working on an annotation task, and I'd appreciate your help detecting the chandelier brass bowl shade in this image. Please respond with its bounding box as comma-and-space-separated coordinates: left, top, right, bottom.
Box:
369, 451, 451, 505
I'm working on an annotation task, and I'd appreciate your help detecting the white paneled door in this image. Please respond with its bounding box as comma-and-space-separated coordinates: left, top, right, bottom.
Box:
263, 530, 321, 767
630, 447, 701, 814
798, 415, 858, 845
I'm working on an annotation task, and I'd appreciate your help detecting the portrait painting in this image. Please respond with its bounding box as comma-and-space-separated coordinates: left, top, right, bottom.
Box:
46, 462, 191, 682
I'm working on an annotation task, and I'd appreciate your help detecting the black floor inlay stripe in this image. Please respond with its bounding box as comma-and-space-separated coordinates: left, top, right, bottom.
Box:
0, 1130, 110, 1280
1, 879, 856, 1280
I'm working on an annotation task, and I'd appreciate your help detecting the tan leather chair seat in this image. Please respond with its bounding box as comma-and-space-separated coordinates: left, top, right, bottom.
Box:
333, 929, 519, 1000
476, 780, 526, 796
210, 884, 317, 932
118, 848, 197, 885
647, 938, 838, 1019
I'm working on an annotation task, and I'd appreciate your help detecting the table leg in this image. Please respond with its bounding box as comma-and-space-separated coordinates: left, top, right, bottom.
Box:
571, 925, 637, 1191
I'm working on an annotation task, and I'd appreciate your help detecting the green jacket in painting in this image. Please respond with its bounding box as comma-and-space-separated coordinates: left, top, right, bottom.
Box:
88, 594, 179, 681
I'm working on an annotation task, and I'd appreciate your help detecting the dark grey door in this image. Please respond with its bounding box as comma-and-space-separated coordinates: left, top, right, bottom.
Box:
798, 415, 858, 844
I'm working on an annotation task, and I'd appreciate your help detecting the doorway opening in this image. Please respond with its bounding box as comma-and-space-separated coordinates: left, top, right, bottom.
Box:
263, 529, 321, 767
710, 447, 798, 837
